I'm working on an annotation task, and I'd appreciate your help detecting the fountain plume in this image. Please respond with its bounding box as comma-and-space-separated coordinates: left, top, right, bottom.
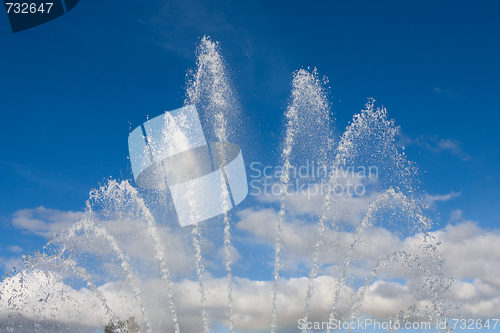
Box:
184, 36, 241, 333
274, 68, 332, 332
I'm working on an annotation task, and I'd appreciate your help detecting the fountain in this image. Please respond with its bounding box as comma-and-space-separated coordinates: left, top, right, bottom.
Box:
0, 37, 453, 332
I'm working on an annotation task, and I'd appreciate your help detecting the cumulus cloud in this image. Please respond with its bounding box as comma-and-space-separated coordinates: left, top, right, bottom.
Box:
2, 218, 499, 331
253, 173, 382, 228
429, 213, 500, 318
2, 195, 499, 331
12, 206, 84, 238
236, 206, 406, 275
0, 270, 108, 332
435, 219, 500, 285
235, 204, 500, 322
1, 245, 24, 272
0, 256, 23, 272
2, 269, 432, 332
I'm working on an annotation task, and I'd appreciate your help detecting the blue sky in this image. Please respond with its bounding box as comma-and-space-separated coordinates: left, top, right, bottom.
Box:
1, 0, 499, 331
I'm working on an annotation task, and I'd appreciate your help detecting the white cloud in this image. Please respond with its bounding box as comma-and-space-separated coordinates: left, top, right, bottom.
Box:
433, 86, 463, 99
425, 190, 461, 206
2, 196, 500, 332
0, 256, 23, 272
357, 280, 414, 317
235, 206, 405, 274
254, 178, 382, 228
7, 245, 23, 253
435, 222, 500, 283
396, 133, 471, 161
1, 247, 24, 272
2, 216, 499, 331
0, 270, 108, 329
0, 270, 388, 332
431, 138, 471, 161
12, 206, 84, 238
217, 244, 241, 265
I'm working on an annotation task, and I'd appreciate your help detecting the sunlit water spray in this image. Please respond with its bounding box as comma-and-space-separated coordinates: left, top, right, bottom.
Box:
185, 36, 241, 333
272, 68, 332, 333
99, 181, 181, 333
325, 188, 429, 333
64, 216, 153, 333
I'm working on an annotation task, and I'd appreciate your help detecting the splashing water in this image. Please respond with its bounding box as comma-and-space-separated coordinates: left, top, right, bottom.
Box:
325, 188, 429, 333
273, 68, 332, 333
184, 36, 240, 333
0, 38, 454, 333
